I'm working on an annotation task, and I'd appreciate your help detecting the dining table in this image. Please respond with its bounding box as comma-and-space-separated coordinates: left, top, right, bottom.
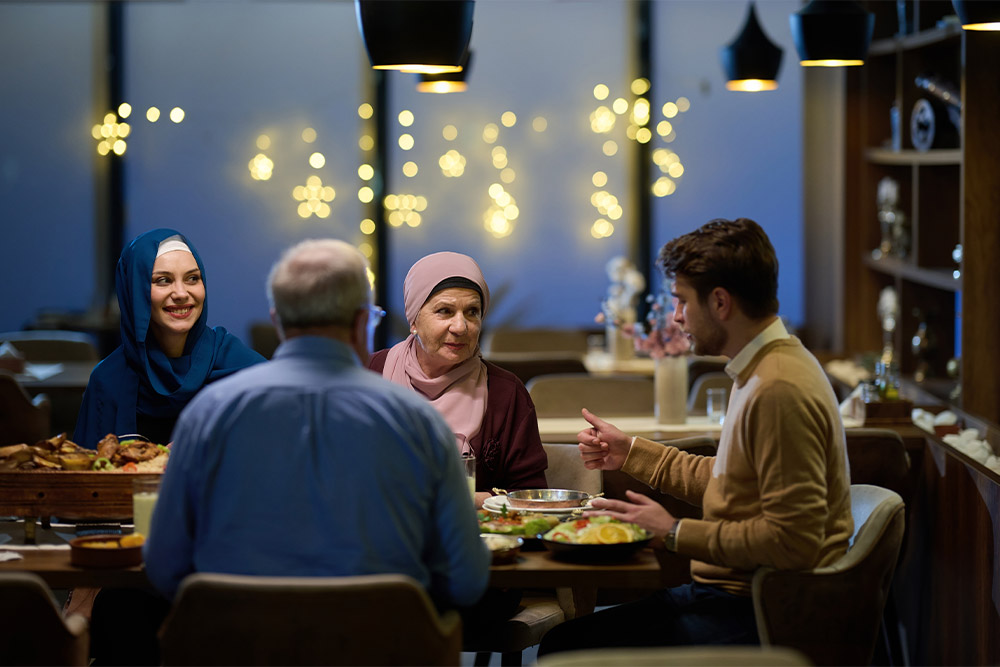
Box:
537, 414, 725, 444
14, 361, 97, 394
0, 535, 670, 617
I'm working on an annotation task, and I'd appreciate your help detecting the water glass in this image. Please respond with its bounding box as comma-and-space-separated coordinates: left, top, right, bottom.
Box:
462, 452, 476, 501
132, 477, 160, 537
707, 387, 727, 425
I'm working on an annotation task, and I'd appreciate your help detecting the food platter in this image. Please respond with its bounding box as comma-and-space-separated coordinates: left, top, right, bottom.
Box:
540, 537, 652, 563
69, 534, 144, 568
0, 471, 160, 520
505, 488, 596, 510
483, 495, 591, 516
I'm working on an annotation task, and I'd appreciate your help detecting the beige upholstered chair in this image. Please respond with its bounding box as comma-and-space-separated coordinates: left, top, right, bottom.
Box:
752, 483, 905, 666
686, 371, 733, 414
527, 373, 654, 418
483, 329, 590, 355
542, 442, 602, 496
465, 598, 565, 667
0, 372, 51, 446
158, 572, 462, 666
0, 330, 99, 362
0, 572, 90, 666
844, 428, 911, 664
487, 352, 588, 385
537, 645, 811, 666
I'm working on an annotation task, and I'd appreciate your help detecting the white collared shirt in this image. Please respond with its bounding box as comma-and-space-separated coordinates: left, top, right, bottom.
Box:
724, 317, 790, 380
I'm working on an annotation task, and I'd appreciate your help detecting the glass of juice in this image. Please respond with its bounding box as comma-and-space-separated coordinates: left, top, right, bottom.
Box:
462, 452, 476, 501
132, 477, 160, 537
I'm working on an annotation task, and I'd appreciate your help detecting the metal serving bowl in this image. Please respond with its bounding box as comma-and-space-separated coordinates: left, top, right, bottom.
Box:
505, 488, 594, 510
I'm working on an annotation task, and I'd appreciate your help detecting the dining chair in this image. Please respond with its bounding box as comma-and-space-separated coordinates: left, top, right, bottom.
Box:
685, 355, 728, 393
541, 442, 601, 496
0, 330, 99, 362
248, 320, 280, 359
486, 352, 588, 386
752, 483, 905, 666
527, 373, 654, 418
844, 427, 912, 665
158, 572, 462, 666
686, 371, 733, 414
536, 645, 811, 666
483, 328, 590, 356
0, 371, 51, 446
0, 572, 90, 666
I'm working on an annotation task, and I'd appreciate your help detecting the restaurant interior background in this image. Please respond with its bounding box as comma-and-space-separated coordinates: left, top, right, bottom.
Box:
0, 0, 846, 354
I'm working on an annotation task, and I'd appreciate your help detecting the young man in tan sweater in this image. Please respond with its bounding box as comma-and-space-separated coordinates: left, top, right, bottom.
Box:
539, 218, 853, 654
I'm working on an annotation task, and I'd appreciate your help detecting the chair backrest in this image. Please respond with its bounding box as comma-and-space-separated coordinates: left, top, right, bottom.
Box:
0, 330, 99, 362
537, 645, 811, 666
484, 329, 590, 355
487, 352, 587, 385
752, 483, 905, 666
0, 372, 51, 446
527, 373, 654, 418
0, 572, 89, 666
844, 428, 911, 503
686, 371, 733, 413
542, 442, 602, 495
159, 572, 462, 666
248, 321, 280, 360
686, 355, 728, 392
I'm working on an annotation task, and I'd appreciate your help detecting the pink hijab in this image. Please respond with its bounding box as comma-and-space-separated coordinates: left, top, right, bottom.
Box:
382, 252, 491, 454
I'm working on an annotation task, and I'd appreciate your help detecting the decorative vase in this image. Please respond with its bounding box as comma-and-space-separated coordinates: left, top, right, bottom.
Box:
654, 355, 688, 424
607, 323, 634, 361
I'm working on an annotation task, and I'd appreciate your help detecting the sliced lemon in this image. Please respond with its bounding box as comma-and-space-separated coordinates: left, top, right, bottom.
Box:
576, 526, 601, 544
596, 522, 632, 544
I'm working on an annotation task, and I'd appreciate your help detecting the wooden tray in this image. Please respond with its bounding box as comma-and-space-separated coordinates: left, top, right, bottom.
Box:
0, 471, 160, 520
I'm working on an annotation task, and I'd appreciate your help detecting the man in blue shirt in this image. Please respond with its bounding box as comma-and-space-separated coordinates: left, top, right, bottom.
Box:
144, 238, 490, 607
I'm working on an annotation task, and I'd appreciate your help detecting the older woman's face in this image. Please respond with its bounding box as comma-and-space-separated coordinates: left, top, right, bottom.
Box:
413, 287, 482, 375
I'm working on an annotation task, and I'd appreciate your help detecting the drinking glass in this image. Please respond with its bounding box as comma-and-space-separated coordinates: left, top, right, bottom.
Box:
132, 477, 160, 537
462, 452, 476, 501
706, 387, 727, 425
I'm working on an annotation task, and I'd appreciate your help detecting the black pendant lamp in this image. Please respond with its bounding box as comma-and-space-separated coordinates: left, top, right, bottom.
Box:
952, 0, 1000, 30
720, 2, 783, 92
355, 0, 474, 74
417, 51, 473, 94
790, 0, 874, 67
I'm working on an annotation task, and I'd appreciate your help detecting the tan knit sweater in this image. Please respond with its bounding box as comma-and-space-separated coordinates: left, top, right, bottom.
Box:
622, 337, 854, 596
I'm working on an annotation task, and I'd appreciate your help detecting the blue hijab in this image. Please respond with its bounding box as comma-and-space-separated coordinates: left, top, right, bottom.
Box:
74, 228, 264, 447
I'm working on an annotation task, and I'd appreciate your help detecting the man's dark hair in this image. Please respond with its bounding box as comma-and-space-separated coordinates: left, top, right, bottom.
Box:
656, 217, 779, 319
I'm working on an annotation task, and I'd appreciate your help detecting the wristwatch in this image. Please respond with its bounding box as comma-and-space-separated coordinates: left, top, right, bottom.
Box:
663, 521, 680, 552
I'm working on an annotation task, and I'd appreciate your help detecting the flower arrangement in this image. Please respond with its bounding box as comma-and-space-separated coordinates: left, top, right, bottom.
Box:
625, 291, 691, 359
597, 257, 646, 326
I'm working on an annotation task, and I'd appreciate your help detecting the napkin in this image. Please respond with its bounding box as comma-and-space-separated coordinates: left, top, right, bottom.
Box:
0, 550, 24, 562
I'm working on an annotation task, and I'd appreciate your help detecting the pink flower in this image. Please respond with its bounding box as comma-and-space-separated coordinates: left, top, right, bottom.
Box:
613, 293, 691, 359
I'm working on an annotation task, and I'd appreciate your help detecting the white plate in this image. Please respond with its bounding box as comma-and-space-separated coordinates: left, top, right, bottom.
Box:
482, 495, 591, 515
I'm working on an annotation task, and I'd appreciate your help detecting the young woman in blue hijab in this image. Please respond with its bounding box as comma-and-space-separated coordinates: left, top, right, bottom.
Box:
73, 228, 264, 447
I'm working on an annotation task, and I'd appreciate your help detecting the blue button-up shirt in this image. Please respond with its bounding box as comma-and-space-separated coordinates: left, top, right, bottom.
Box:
144, 336, 490, 605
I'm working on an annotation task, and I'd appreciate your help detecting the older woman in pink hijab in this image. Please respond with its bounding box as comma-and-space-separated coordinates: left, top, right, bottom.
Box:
369, 251, 547, 507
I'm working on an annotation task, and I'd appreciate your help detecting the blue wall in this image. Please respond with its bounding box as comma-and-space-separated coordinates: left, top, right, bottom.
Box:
0, 1, 804, 349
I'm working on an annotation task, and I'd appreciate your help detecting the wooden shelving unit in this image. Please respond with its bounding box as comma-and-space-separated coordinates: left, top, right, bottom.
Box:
843, 1, 1000, 417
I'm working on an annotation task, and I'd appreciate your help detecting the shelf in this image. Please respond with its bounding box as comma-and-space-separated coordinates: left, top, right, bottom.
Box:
869, 23, 963, 56
863, 254, 961, 292
865, 148, 962, 165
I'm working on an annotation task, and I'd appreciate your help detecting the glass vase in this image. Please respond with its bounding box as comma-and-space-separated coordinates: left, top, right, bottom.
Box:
607, 323, 634, 361
654, 355, 688, 424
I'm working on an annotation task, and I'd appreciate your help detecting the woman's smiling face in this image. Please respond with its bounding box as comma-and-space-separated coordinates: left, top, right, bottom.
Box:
148, 250, 205, 355
412, 287, 482, 377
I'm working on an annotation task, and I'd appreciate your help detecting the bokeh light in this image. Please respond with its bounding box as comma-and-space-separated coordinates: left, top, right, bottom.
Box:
248, 153, 274, 181
442, 124, 458, 141
292, 175, 335, 219
302, 127, 317, 143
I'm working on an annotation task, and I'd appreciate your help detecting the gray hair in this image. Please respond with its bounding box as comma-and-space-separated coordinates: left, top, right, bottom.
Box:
267, 239, 371, 329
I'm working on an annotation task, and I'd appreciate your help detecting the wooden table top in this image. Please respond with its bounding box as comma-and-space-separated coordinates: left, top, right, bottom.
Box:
0, 543, 666, 593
